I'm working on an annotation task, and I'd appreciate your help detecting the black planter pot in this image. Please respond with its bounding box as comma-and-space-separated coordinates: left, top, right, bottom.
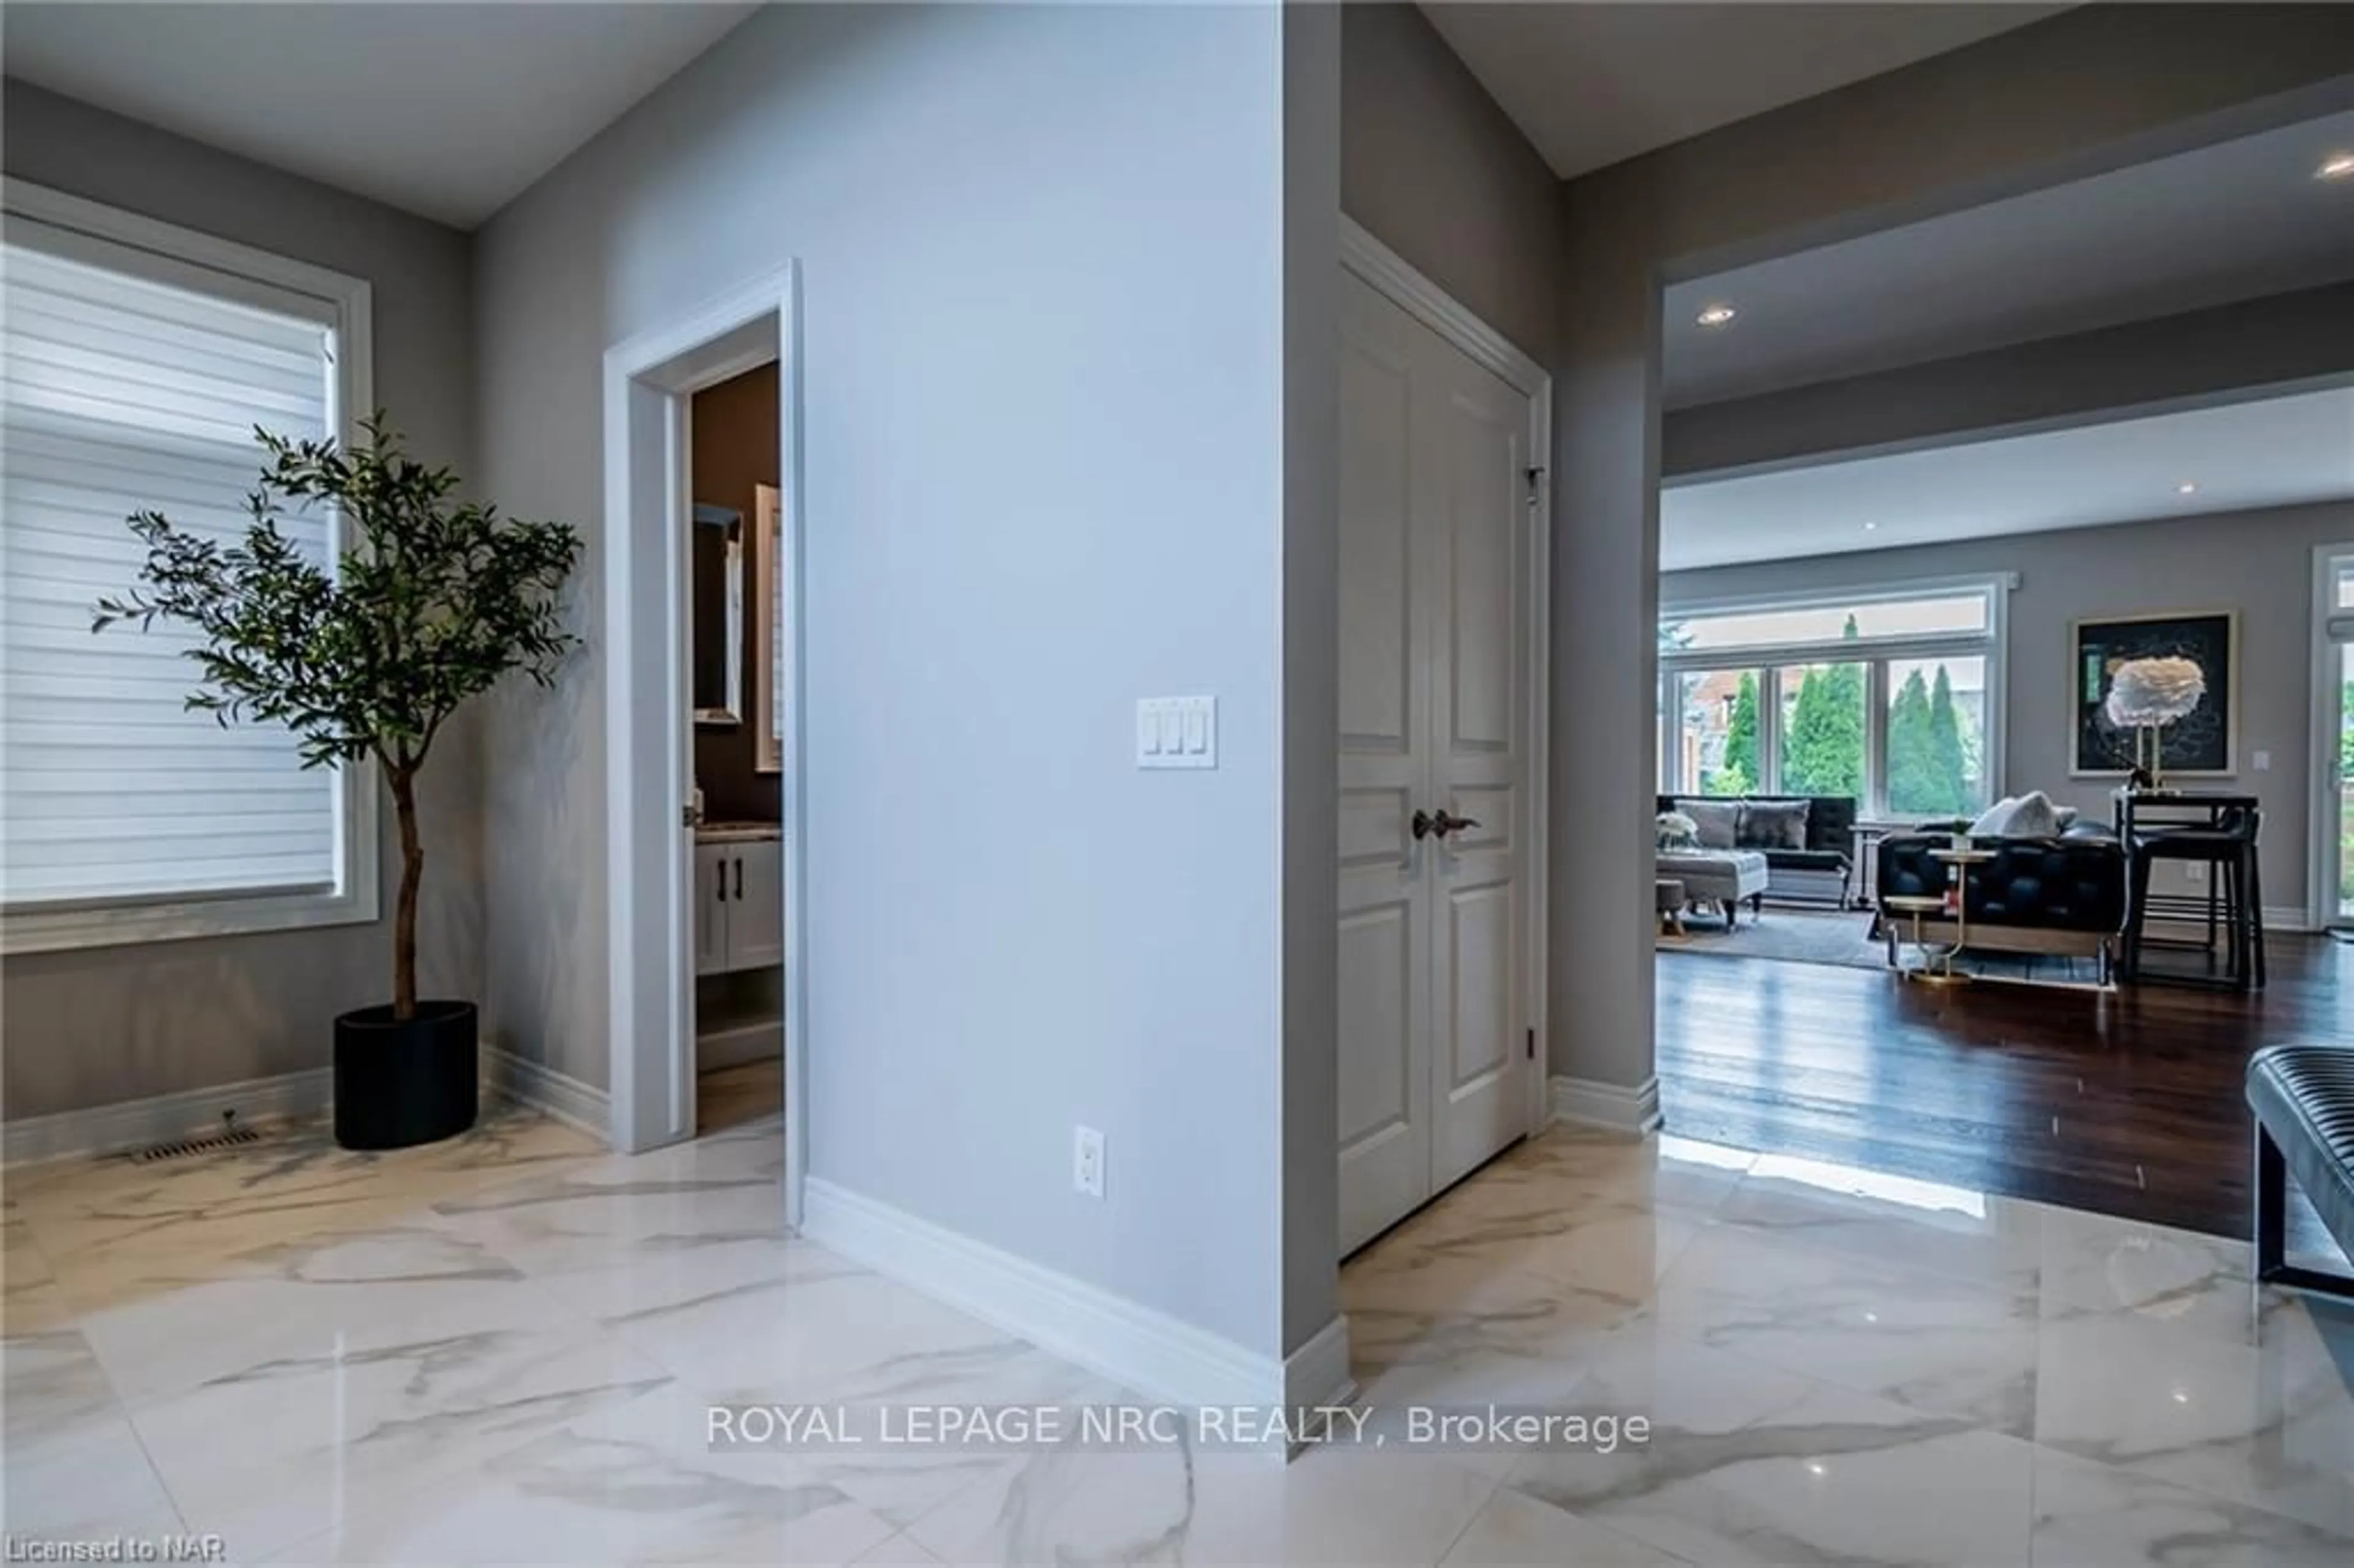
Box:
333, 999, 478, 1150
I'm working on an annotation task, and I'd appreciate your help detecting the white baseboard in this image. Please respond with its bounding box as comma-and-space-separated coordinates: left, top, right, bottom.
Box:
2264, 906, 2317, 935
1282, 1313, 1356, 1412
481, 1044, 609, 1138
3, 1066, 332, 1168
1548, 1073, 1663, 1135
803, 1177, 1320, 1412
4, 1043, 612, 1170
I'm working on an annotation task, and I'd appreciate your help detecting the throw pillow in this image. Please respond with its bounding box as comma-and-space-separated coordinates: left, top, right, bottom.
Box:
1738, 799, 1810, 850
1676, 798, 1739, 850
1656, 811, 1700, 851
2005, 790, 2063, 839
1968, 796, 2021, 838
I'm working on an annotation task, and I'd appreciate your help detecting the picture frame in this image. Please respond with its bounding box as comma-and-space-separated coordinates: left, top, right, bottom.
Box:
2068, 609, 2236, 777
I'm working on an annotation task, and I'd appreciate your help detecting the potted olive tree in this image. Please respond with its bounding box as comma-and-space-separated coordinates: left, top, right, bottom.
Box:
96, 417, 581, 1150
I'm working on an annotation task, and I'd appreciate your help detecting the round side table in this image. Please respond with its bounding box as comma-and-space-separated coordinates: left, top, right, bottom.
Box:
1884, 893, 1964, 984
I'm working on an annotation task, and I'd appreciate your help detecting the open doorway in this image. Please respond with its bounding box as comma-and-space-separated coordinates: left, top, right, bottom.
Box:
601, 266, 806, 1222
688, 367, 786, 1135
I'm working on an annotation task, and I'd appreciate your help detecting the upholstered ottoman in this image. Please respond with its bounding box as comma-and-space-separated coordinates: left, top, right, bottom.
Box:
1656, 849, 1769, 928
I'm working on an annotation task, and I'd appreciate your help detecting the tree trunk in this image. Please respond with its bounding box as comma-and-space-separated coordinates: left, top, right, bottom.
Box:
390, 766, 424, 1020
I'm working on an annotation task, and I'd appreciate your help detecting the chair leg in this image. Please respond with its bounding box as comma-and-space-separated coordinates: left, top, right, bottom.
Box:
2124, 850, 2154, 981
2254, 1124, 2286, 1282
2245, 844, 2268, 989
2222, 854, 2246, 988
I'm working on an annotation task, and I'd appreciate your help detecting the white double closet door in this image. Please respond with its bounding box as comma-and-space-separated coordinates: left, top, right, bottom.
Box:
1336, 267, 1536, 1257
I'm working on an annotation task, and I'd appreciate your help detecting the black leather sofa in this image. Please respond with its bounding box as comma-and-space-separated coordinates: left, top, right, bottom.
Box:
1876, 826, 2128, 976
1658, 793, 1857, 905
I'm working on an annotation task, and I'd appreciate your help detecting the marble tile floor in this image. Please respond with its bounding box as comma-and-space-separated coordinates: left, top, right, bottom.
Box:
5, 1103, 2352, 1566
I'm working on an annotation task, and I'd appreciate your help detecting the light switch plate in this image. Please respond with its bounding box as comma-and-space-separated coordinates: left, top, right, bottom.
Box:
1136, 696, 1216, 769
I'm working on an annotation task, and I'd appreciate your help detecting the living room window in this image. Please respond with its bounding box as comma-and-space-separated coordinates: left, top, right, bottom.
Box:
1660, 576, 2009, 821
0, 181, 377, 953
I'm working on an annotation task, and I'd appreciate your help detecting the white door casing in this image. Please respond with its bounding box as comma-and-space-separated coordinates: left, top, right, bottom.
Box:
1336, 230, 1548, 1257
603, 264, 805, 1235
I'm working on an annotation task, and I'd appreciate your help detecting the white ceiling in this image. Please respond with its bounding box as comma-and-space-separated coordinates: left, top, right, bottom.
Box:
1664, 108, 2354, 406
1, 3, 756, 228
1422, 2, 2059, 181
1660, 387, 2354, 571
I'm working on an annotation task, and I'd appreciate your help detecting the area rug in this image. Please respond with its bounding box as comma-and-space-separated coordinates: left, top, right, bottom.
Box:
1659, 906, 1886, 970
1659, 905, 2104, 983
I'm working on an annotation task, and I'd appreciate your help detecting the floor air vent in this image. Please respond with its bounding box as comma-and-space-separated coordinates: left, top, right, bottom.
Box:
132, 1112, 260, 1163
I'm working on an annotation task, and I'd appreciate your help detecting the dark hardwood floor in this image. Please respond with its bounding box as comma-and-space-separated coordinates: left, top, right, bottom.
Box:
1655, 932, 2350, 1253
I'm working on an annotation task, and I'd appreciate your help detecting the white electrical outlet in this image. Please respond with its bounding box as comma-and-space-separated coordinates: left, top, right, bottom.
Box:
1073, 1126, 1105, 1199
2184, 862, 2207, 885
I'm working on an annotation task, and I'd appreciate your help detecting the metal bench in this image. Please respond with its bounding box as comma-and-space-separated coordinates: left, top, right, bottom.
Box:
2247, 1043, 2354, 1300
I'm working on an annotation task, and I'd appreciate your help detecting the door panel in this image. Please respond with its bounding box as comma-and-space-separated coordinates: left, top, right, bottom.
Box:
1441, 387, 1518, 753
693, 843, 729, 977
729, 841, 785, 970
1337, 268, 1534, 1254
1337, 900, 1424, 1247
1423, 331, 1530, 1200
1337, 273, 1433, 1255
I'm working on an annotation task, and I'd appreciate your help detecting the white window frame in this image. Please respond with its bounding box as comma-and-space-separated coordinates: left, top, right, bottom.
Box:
1, 178, 378, 954
2308, 542, 2354, 931
1659, 573, 2014, 823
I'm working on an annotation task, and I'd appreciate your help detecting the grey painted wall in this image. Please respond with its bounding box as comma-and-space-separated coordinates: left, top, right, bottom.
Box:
1280, 0, 1342, 1360
473, 4, 1315, 1355
1339, 2, 1556, 362
1, 82, 482, 1121
1664, 501, 2354, 914
1549, 6, 2354, 1094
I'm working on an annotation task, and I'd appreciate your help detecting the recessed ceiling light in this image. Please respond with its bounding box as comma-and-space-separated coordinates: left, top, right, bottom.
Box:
1695, 303, 1738, 327
2317, 152, 2354, 181
1862, 521, 1878, 531
2177, 481, 2199, 495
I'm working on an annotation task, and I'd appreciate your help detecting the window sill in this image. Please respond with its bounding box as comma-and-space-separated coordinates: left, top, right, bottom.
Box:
0, 883, 381, 956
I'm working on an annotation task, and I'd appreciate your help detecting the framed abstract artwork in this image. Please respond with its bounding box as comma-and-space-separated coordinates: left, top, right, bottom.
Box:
2069, 609, 2236, 777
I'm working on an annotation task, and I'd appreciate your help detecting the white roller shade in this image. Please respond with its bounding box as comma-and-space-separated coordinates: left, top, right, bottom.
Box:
1, 235, 342, 910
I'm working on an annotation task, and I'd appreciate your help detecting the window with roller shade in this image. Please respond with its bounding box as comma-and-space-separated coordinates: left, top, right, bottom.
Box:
0, 186, 375, 952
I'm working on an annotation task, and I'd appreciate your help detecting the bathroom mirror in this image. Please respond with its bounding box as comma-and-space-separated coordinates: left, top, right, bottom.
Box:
752, 484, 784, 772
691, 503, 744, 726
